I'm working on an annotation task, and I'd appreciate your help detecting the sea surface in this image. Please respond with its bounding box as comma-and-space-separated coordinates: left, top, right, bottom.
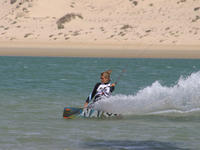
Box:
0, 56, 200, 150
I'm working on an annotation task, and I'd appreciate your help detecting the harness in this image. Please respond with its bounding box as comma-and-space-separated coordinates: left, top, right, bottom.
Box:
94, 83, 112, 101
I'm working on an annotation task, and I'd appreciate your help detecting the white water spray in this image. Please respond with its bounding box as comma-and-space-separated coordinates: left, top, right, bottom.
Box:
94, 71, 200, 115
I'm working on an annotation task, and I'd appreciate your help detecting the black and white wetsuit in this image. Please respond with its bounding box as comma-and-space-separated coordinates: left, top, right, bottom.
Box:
85, 82, 115, 104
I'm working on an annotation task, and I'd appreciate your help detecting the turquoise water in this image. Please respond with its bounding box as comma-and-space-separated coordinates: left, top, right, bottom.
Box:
0, 56, 200, 150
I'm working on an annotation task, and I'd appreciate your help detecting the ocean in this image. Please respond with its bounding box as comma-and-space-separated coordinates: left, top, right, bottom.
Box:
0, 56, 200, 150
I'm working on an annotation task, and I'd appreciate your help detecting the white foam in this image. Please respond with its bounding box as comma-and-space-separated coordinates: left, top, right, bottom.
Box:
94, 71, 200, 115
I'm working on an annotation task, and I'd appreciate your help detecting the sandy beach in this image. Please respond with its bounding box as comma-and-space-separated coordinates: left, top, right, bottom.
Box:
0, 0, 200, 58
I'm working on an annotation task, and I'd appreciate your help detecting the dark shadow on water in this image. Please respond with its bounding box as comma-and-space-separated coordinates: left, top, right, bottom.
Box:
82, 140, 189, 150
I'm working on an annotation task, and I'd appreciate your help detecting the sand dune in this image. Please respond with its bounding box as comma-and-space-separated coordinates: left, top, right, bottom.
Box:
0, 0, 200, 57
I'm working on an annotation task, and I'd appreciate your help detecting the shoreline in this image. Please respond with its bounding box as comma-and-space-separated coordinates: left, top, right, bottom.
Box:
0, 41, 200, 58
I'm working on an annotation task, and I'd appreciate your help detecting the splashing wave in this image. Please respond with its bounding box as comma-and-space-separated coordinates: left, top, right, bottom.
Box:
94, 71, 200, 115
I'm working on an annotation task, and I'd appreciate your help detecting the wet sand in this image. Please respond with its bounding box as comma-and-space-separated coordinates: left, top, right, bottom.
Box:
0, 41, 200, 58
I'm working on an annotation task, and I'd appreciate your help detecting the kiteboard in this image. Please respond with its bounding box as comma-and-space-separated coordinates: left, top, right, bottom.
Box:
63, 106, 120, 119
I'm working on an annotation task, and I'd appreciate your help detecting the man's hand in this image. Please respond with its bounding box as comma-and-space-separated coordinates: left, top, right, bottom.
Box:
111, 83, 116, 87
84, 102, 88, 108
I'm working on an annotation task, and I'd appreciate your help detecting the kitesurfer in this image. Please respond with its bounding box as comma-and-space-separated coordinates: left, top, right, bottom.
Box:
84, 70, 115, 108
